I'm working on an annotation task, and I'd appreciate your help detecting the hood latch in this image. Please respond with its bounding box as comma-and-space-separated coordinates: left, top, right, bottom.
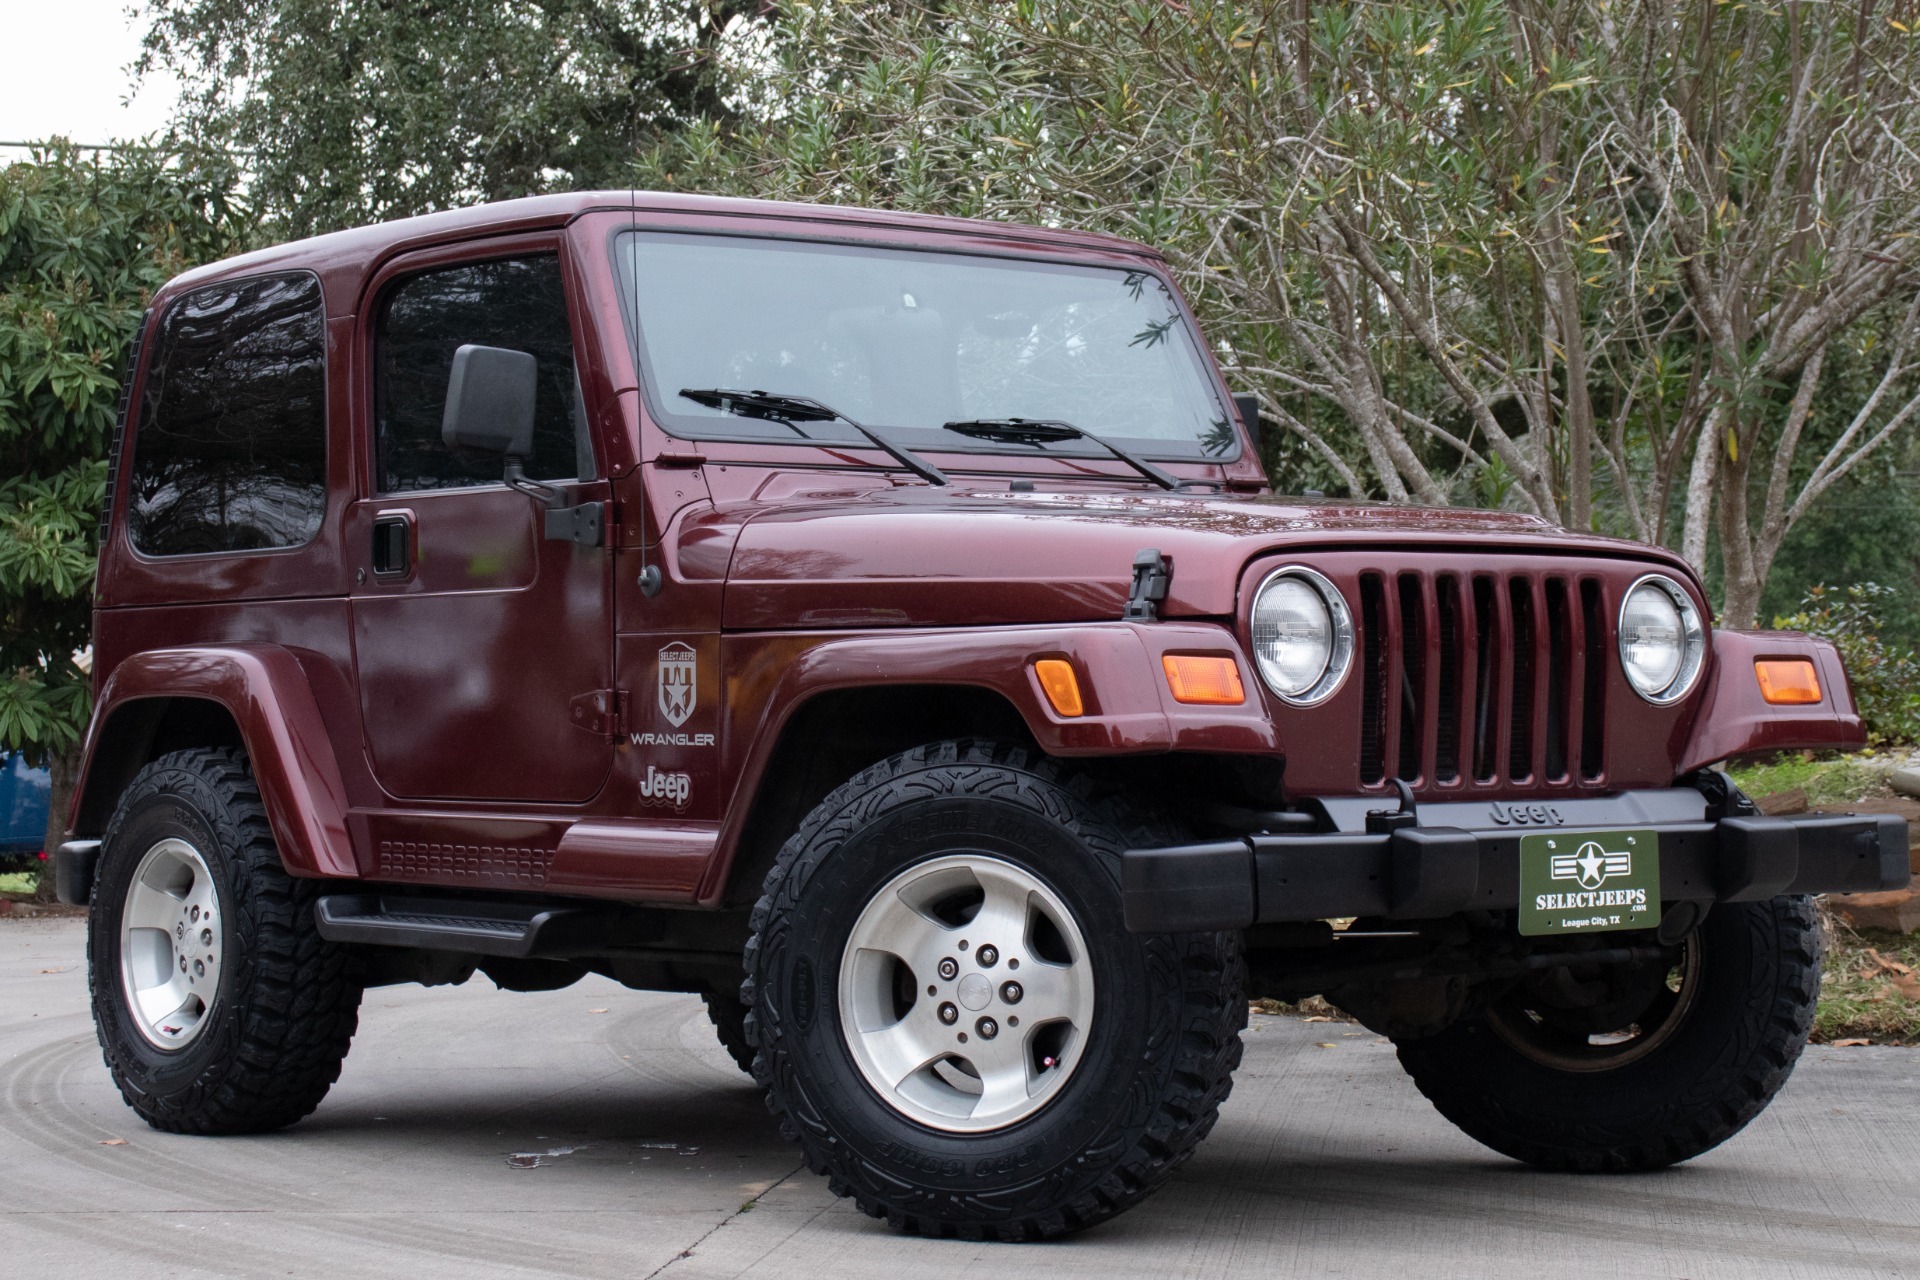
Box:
1123, 548, 1171, 621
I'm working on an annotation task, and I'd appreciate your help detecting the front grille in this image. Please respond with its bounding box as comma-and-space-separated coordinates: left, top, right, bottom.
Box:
1358, 569, 1607, 790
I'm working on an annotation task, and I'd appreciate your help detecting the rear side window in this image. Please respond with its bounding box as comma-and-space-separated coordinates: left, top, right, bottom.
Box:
374, 255, 584, 493
127, 272, 329, 556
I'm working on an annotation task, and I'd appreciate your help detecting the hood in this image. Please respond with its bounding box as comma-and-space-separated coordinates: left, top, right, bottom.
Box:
689, 483, 1695, 630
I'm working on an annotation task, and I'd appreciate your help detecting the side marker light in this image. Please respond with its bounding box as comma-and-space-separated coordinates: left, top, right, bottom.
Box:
1755, 659, 1822, 705
1162, 654, 1246, 705
1033, 659, 1085, 717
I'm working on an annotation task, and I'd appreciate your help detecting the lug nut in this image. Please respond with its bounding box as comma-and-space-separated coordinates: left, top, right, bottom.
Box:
1001, 981, 1023, 1004
190, 905, 200, 922
977, 945, 999, 967
976, 1017, 998, 1040
938, 1002, 959, 1025
937, 957, 959, 981
201, 928, 213, 945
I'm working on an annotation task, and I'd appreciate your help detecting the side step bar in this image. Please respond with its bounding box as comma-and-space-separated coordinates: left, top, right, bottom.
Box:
314, 894, 614, 958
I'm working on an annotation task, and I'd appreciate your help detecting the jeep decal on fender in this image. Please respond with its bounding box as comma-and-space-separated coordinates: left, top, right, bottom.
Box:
658, 642, 697, 728
638, 765, 692, 811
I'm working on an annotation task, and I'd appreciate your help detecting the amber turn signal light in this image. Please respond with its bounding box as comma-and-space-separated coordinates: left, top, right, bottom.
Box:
1755, 659, 1822, 705
1162, 654, 1246, 705
1033, 659, 1085, 717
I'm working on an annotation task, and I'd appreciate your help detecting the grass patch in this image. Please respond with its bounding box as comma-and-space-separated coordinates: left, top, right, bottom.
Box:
1816, 911, 1920, 1046
0, 871, 39, 896
1727, 751, 1892, 806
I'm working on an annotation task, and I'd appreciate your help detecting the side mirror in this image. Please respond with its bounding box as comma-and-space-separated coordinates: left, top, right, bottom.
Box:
1232, 392, 1264, 448
442, 344, 537, 458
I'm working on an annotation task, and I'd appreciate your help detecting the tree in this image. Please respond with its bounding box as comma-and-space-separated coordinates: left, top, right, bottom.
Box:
644, 0, 1920, 623
0, 143, 247, 881
138, 0, 773, 237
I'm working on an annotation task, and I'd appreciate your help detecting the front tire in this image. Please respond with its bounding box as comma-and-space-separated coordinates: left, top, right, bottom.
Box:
743, 740, 1243, 1239
1394, 896, 1821, 1171
88, 748, 363, 1133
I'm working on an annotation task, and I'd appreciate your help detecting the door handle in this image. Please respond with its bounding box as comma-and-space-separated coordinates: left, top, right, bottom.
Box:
371, 513, 412, 576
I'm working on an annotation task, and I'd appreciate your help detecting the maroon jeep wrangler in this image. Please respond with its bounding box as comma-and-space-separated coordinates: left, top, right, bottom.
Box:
59, 193, 1907, 1239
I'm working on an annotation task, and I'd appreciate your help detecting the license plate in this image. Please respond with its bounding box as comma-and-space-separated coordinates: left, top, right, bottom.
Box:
1518, 829, 1662, 937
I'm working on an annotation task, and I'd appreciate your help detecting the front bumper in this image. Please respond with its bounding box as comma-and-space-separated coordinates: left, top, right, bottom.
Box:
1122, 789, 1910, 933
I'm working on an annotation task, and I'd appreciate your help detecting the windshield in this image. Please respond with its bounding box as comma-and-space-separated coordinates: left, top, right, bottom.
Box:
615, 231, 1237, 459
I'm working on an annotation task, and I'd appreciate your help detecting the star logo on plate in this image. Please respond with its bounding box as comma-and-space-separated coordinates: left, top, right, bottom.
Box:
1549, 840, 1633, 890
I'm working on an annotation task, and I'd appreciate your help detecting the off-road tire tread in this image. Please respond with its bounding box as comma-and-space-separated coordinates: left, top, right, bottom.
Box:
89, 747, 362, 1134
1395, 895, 1821, 1172
741, 738, 1244, 1240
701, 990, 756, 1075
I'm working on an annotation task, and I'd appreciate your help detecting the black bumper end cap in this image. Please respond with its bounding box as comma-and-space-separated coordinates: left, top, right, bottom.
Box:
54, 839, 101, 906
1122, 840, 1254, 933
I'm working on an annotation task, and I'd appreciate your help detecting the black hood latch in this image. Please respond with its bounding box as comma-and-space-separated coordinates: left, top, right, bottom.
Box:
1123, 548, 1171, 621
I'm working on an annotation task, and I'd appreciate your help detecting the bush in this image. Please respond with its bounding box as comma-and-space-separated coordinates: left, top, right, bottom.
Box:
1773, 584, 1920, 745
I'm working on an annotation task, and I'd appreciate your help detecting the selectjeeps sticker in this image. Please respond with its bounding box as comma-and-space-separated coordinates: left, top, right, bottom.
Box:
1518, 829, 1661, 937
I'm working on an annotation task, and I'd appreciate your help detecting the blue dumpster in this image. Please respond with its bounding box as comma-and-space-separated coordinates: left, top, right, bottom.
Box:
1, 752, 52, 872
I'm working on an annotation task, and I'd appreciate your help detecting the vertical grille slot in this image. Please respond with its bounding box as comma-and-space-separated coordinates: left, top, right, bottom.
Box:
1580, 579, 1608, 779
1433, 575, 1461, 784
1396, 573, 1426, 783
1544, 578, 1572, 782
1507, 579, 1536, 782
1358, 573, 1388, 786
1471, 576, 1501, 783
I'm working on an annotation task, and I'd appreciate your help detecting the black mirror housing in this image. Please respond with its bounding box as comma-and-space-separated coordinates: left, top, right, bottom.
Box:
442, 344, 537, 457
1232, 392, 1264, 447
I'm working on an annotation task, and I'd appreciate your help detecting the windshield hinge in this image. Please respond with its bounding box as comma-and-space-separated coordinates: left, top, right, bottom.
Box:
570, 688, 629, 738
1123, 548, 1171, 621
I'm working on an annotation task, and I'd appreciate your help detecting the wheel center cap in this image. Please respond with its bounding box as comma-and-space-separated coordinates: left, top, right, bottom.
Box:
957, 973, 992, 1011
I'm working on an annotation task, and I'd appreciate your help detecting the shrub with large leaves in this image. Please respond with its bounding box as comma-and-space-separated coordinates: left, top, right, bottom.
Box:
0, 145, 246, 767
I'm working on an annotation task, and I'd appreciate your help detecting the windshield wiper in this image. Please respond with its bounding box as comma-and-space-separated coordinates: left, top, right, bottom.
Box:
942, 418, 1180, 491
679, 388, 947, 486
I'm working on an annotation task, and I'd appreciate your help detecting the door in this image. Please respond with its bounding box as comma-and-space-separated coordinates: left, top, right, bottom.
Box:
349, 245, 613, 803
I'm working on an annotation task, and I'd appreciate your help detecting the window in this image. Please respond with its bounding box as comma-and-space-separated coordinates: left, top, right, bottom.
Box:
375, 255, 586, 492
616, 232, 1236, 458
127, 272, 328, 556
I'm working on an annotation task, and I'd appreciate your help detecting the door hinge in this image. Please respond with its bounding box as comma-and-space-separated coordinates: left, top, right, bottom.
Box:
570, 688, 629, 738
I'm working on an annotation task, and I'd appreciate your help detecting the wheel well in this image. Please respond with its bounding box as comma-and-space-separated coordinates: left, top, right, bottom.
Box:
73, 697, 245, 835
721, 684, 1033, 906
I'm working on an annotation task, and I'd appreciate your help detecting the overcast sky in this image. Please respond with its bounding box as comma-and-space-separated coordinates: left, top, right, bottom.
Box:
0, 0, 182, 158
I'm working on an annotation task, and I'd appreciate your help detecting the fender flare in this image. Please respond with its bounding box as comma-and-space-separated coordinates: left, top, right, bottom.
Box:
699, 621, 1276, 902
1677, 630, 1866, 773
71, 645, 357, 879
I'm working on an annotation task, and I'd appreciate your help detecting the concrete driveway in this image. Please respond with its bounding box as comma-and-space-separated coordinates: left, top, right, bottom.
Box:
3, 917, 1914, 1279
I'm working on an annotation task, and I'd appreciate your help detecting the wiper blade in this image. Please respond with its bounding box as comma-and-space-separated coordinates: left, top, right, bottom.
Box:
680, 388, 947, 486
943, 418, 1179, 490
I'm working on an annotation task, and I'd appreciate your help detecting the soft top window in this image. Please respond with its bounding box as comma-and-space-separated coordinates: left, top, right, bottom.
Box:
127, 272, 328, 557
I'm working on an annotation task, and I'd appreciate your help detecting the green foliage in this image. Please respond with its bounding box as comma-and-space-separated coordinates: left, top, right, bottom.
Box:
1772, 585, 1920, 746
1725, 753, 1886, 808
141, 0, 772, 237
0, 144, 247, 756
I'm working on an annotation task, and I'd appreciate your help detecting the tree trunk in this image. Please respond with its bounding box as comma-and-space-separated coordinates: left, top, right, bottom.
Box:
33, 746, 80, 904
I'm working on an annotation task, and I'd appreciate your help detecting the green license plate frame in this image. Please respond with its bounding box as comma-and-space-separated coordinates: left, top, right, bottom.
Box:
1517, 829, 1662, 937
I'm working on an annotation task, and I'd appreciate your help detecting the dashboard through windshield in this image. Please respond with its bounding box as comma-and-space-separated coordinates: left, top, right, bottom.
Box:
615, 231, 1238, 460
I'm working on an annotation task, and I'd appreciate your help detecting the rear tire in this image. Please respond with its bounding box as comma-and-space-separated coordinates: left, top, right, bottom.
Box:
743, 739, 1243, 1240
1394, 896, 1821, 1171
702, 990, 755, 1075
88, 748, 363, 1134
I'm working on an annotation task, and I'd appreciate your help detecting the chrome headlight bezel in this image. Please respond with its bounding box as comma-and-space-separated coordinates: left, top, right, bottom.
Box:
1249, 566, 1355, 707
1617, 573, 1707, 706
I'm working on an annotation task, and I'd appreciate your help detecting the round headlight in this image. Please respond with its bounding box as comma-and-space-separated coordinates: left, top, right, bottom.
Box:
1250, 567, 1354, 705
1618, 575, 1706, 704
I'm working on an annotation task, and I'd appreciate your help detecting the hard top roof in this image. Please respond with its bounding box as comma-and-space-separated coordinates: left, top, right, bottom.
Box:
159, 191, 1167, 304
